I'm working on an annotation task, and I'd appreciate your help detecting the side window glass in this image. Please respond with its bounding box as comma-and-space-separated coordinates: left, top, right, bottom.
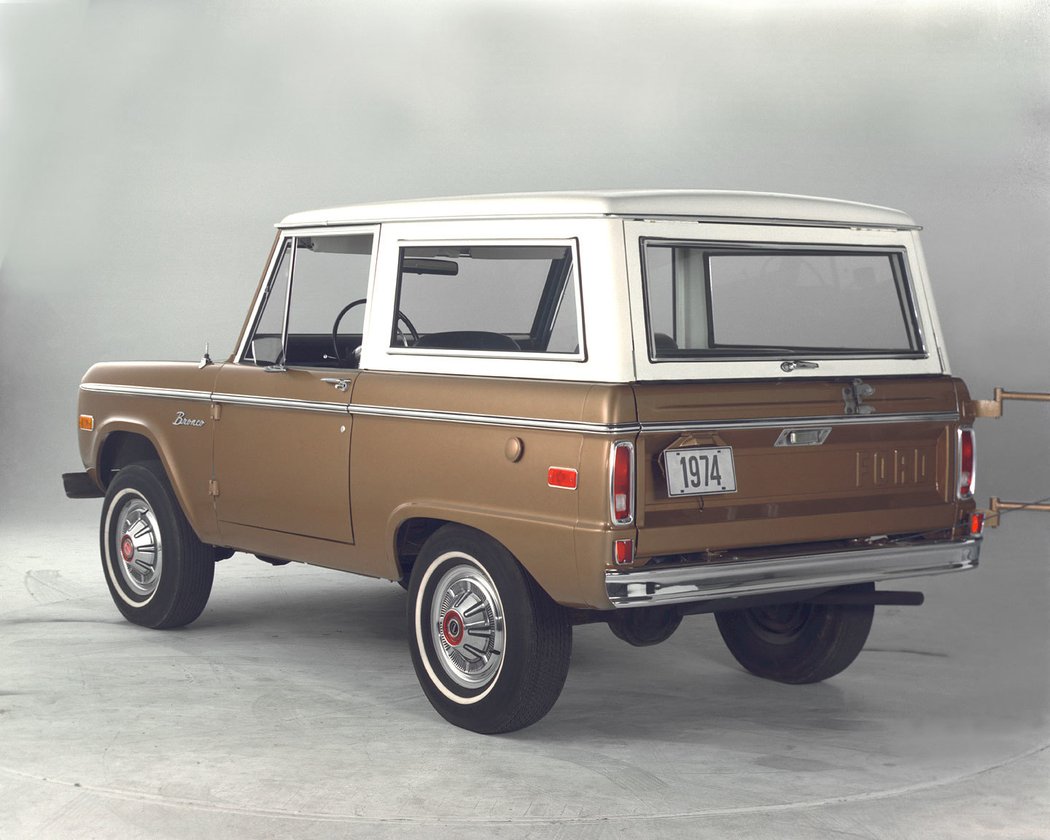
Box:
546, 279, 580, 353
242, 234, 374, 369
392, 244, 582, 356
285, 234, 373, 368
243, 241, 291, 366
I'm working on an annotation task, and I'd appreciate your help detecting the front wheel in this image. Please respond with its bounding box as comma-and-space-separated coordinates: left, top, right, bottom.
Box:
407, 525, 571, 734
714, 585, 875, 684
100, 461, 215, 629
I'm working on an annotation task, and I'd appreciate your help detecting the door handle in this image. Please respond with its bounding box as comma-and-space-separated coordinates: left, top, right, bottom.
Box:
780, 360, 819, 372
320, 378, 350, 392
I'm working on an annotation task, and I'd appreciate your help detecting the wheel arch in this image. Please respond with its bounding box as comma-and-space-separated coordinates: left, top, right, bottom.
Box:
387, 503, 585, 607
97, 429, 162, 486
93, 422, 214, 544
393, 516, 449, 583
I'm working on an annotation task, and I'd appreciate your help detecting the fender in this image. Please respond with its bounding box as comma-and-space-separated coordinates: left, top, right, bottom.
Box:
88, 416, 220, 545
77, 360, 224, 546
385, 500, 587, 608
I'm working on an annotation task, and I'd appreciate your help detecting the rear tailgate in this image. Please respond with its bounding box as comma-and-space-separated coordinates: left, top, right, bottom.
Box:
632, 376, 964, 557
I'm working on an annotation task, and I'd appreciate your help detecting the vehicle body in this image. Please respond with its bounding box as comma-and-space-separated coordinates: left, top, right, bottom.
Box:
65, 191, 982, 732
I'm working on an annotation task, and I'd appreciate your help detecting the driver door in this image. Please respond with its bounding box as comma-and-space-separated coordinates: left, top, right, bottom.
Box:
213, 230, 376, 552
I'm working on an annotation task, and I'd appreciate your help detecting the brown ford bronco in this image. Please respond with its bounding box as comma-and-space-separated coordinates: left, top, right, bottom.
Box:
64, 191, 982, 733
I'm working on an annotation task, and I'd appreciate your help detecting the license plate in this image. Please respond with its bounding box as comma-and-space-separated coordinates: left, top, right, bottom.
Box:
664, 446, 737, 496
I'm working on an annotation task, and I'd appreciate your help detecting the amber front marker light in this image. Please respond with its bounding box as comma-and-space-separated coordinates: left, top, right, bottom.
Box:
614, 539, 634, 565
79, 415, 94, 431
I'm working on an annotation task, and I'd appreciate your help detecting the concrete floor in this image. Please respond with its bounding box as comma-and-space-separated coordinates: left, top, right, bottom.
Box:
1, 507, 1047, 839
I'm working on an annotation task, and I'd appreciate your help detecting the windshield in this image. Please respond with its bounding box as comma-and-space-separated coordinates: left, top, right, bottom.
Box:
642, 242, 924, 360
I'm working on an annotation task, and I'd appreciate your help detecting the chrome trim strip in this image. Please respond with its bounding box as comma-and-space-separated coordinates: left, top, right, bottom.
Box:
626, 214, 922, 231
80, 383, 212, 402
278, 236, 298, 361
212, 392, 348, 414
605, 539, 980, 608
80, 385, 960, 434
80, 384, 347, 415
385, 346, 586, 362
638, 411, 959, 434
280, 214, 921, 231
347, 403, 630, 434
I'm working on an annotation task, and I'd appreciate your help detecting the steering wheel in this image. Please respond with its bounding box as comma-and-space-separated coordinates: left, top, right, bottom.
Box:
331, 299, 420, 365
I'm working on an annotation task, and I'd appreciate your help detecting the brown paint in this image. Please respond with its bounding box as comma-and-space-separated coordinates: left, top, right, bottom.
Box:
77, 361, 973, 610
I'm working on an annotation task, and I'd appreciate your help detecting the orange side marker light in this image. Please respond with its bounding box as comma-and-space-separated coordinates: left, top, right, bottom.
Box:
970, 512, 984, 536
547, 467, 578, 490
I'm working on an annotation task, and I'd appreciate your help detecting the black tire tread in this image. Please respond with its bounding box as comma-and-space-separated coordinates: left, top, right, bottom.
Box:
715, 590, 874, 684
100, 461, 214, 630
491, 569, 572, 734
407, 525, 571, 734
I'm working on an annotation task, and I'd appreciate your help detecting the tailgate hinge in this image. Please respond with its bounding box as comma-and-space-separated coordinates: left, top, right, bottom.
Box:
843, 378, 876, 415
211, 404, 221, 421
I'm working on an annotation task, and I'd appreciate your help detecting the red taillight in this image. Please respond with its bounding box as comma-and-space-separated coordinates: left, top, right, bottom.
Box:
611, 441, 635, 524
969, 512, 985, 536
958, 427, 975, 499
614, 538, 634, 565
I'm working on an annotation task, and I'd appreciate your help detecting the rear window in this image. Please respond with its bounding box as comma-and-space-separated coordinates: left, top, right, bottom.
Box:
642, 242, 924, 360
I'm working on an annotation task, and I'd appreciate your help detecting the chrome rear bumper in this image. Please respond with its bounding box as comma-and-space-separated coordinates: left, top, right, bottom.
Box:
605, 538, 980, 608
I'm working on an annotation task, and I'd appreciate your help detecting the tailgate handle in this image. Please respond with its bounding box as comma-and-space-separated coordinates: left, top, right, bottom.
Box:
775, 427, 831, 447
781, 359, 819, 372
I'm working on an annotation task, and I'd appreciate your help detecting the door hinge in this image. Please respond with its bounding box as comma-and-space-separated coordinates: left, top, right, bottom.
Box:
211, 404, 221, 421
208, 479, 220, 497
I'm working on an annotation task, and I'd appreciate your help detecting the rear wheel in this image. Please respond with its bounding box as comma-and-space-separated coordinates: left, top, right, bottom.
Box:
714, 585, 875, 684
609, 606, 682, 647
407, 525, 572, 734
100, 461, 215, 629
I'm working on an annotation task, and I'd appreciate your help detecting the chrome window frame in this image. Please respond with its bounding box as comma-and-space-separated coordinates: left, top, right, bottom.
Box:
236, 237, 292, 366
386, 237, 587, 363
235, 226, 381, 368
638, 238, 929, 364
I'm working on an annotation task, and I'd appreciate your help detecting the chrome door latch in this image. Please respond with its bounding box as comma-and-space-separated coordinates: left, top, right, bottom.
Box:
321, 378, 350, 392
781, 359, 819, 372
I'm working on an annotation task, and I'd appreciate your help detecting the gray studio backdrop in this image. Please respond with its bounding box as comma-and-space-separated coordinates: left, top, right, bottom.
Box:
1, 0, 1047, 527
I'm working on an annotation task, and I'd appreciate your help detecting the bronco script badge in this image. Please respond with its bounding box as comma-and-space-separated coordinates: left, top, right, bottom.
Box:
173, 411, 206, 428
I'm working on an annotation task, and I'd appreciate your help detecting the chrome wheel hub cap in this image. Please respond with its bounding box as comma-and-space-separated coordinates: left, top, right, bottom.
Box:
430, 563, 505, 690
114, 496, 163, 597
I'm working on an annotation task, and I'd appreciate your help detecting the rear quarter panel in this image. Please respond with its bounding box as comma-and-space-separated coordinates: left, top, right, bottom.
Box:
348, 372, 636, 607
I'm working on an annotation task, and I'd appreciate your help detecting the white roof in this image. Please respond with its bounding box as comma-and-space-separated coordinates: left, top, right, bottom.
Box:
278, 190, 917, 230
